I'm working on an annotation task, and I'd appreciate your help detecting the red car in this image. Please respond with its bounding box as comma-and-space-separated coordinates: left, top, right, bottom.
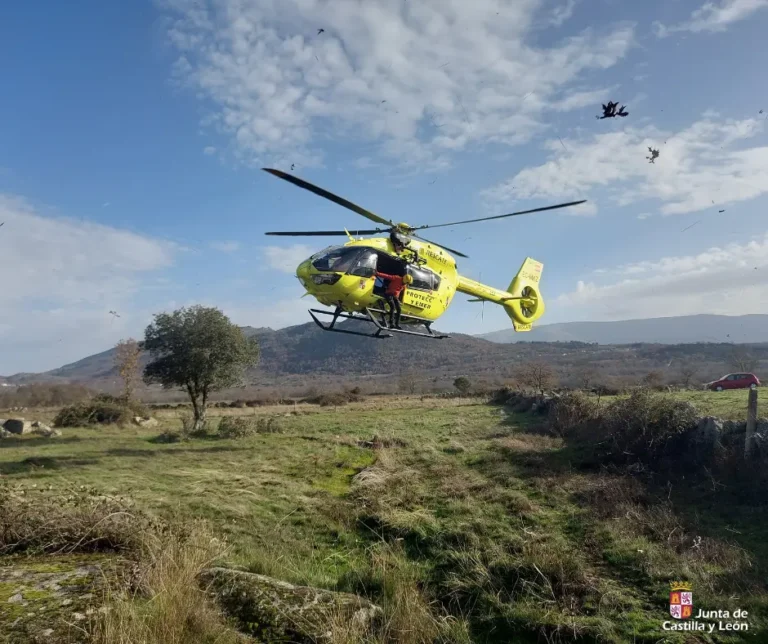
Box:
705, 373, 760, 391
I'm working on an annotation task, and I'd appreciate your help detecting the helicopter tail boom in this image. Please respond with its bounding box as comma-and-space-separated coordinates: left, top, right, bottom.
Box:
457, 257, 545, 331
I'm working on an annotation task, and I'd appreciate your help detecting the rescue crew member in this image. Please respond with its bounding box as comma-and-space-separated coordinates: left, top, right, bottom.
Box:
374, 270, 413, 329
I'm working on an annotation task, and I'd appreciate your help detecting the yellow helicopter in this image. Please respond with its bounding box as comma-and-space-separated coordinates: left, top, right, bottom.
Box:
263, 168, 586, 339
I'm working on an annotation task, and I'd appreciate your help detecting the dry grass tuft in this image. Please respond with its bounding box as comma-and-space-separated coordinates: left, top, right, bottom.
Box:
91, 523, 242, 644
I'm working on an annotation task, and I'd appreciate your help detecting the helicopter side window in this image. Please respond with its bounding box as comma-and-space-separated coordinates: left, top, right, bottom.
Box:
311, 246, 363, 272
406, 266, 440, 291
348, 249, 378, 278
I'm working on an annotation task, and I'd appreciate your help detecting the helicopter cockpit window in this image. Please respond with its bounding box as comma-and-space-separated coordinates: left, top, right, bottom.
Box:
348, 249, 378, 278
406, 266, 440, 291
311, 246, 362, 272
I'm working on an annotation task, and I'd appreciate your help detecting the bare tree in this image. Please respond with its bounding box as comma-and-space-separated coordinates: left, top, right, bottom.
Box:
641, 370, 664, 389
579, 366, 600, 391
517, 360, 558, 397
115, 338, 142, 401
397, 370, 419, 395
678, 364, 698, 388
728, 346, 758, 373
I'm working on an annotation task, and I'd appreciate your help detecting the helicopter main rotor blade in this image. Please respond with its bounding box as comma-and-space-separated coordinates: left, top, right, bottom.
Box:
411, 233, 469, 258
265, 229, 384, 236
263, 168, 394, 228
412, 200, 588, 230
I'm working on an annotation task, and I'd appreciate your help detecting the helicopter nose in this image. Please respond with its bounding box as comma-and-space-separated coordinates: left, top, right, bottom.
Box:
296, 259, 311, 287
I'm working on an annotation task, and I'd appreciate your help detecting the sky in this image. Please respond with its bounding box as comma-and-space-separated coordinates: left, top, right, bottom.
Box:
1, 0, 768, 374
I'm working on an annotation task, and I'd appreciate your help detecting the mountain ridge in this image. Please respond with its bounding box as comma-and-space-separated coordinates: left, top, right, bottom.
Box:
3, 314, 767, 387
477, 314, 768, 345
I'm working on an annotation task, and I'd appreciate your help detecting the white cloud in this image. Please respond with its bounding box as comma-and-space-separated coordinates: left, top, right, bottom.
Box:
555, 232, 768, 320
211, 240, 241, 252
550, 0, 577, 27
160, 0, 634, 170
483, 116, 768, 215
637, 212, 651, 219
0, 195, 177, 374
654, 0, 768, 37
204, 145, 217, 155
262, 244, 314, 274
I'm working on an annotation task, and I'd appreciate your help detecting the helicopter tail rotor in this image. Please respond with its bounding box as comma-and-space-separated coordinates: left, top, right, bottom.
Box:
504, 258, 545, 331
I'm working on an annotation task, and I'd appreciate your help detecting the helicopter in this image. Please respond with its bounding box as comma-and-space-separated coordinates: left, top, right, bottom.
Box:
263, 168, 587, 340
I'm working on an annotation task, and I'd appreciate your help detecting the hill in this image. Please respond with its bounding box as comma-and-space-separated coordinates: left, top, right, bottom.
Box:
477, 313, 768, 344
3, 317, 768, 393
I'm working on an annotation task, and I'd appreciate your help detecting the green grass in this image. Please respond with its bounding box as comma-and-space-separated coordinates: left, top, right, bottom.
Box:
1, 395, 766, 642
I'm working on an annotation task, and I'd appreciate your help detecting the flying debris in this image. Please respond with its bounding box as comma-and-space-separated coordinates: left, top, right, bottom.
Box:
646, 147, 660, 164
317, 28, 325, 35
109, 310, 121, 318
598, 102, 629, 119
719, 210, 725, 213
291, 163, 295, 171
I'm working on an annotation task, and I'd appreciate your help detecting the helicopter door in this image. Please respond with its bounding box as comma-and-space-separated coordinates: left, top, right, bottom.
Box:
403, 265, 439, 309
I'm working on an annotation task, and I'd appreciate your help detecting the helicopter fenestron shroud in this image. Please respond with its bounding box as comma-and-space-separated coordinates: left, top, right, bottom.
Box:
262, 167, 587, 334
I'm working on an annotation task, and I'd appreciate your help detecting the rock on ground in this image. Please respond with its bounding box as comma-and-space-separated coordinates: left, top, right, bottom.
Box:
0, 554, 120, 643
199, 567, 382, 643
133, 416, 159, 428
3, 419, 32, 435
30, 422, 62, 438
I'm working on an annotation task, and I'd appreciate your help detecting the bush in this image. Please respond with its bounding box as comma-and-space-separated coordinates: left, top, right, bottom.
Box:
548, 392, 600, 438
179, 412, 210, 438
571, 389, 699, 468
53, 394, 149, 428
301, 391, 363, 407
453, 376, 472, 395
0, 482, 158, 556
218, 416, 284, 439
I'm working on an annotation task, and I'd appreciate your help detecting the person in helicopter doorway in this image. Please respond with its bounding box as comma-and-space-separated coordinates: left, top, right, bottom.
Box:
390, 230, 420, 265
373, 269, 413, 329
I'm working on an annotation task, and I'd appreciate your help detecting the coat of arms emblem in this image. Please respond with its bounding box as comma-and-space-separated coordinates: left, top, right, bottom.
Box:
669, 581, 693, 620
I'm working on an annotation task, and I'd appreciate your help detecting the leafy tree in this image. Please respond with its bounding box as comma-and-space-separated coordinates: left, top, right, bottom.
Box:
143, 306, 260, 432
453, 376, 472, 395
518, 361, 558, 397
115, 338, 142, 402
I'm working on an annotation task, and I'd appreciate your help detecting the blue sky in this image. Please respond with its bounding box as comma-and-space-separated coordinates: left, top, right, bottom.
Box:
2, 0, 768, 373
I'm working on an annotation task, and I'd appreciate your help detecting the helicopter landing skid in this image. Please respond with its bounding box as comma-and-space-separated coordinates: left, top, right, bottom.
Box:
307, 307, 449, 339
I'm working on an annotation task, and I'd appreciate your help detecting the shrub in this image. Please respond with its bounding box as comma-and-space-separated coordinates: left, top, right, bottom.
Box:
53, 394, 150, 428
301, 391, 362, 407
0, 482, 158, 556
547, 392, 600, 438
453, 376, 472, 395
218, 416, 284, 439
571, 389, 698, 468
178, 412, 209, 438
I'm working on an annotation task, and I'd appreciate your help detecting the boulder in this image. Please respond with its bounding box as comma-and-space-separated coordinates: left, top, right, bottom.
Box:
199, 567, 382, 643
31, 423, 62, 437
696, 417, 722, 448
3, 418, 32, 434
132, 416, 159, 428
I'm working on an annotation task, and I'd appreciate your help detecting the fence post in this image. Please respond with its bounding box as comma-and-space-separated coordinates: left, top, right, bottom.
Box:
745, 387, 758, 458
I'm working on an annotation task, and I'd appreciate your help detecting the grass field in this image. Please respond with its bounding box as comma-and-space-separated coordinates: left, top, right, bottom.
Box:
1, 390, 766, 642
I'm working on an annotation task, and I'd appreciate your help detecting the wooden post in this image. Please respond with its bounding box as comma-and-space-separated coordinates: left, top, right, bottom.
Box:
745, 388, 758, 458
